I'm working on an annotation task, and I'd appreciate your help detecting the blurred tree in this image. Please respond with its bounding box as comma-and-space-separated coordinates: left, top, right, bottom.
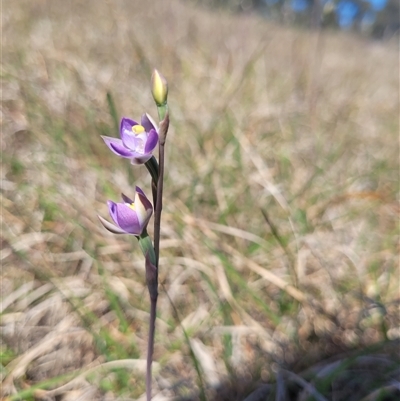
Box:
191, 0, 399, 38
370, 0, 400, 38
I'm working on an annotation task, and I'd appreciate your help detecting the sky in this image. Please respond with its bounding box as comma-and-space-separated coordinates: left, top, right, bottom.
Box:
264, 0, 389, 28
334, 0, 388, 28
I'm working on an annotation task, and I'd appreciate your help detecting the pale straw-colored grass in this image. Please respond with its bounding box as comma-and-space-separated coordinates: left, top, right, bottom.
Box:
2, 0, 399, 400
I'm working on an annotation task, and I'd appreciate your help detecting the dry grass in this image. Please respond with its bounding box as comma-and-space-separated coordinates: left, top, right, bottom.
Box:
1, 0, 399, 400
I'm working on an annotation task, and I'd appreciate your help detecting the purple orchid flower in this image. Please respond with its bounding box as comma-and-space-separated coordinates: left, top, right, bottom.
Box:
98, 187, 153, 235
101, 114, 159, 165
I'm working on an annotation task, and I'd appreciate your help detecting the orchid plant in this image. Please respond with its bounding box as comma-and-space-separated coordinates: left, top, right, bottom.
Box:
99, 70, 169, 401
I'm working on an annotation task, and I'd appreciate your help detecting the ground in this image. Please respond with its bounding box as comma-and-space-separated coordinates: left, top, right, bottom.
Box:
1, 0, 399, 400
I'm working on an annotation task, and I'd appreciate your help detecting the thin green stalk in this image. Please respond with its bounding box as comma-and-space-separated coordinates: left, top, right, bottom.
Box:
146, 286, 157, 401
145, 156, 159, 208
153, 153, 164, 258
145, 110, 169, 401
138, 230, 157, 266
153, 108, 169, 264
145, 156, 159, 188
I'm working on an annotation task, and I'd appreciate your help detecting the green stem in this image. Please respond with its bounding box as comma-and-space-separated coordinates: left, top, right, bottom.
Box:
144, 156, 159, 186
137, 229, 158, 401
144, 105, 169, 401
137, 230, 156, 266
145, 156, 159, 208
145, 109, 169, 401
157, 104, 168, 122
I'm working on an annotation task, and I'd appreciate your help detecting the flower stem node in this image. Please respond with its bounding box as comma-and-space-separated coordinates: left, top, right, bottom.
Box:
151, 69, 168, 107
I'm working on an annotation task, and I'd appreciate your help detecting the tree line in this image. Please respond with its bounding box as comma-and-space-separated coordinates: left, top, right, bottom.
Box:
193, 0, 400, 39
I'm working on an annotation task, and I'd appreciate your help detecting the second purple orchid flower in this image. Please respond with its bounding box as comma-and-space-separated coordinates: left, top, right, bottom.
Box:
98, 187, 153, 236
101, 114, 159, 165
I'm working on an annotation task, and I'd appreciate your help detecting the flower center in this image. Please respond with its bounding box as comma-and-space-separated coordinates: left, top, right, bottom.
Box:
132, 125, 145, 134
127, 202, 136, 211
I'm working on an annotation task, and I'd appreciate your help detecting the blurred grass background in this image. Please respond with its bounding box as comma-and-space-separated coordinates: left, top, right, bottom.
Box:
1, 0, 399, 400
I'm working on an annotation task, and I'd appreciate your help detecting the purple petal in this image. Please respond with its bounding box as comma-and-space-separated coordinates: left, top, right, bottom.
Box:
141, 114, 156, 133
121, 193, 133, 204
120, 129, 140, 151
101, 136, 135, 158
135, 186, 153, 212
120, 118, 137, 135
134, 188, 152, 227
107, 201, 119, 223
135, 186, 146, 198
98, 215, 127, 234
144, 129, 159, 153
130, 154, 153, 165
108, 201, 141, 234
135, 204, 152, 227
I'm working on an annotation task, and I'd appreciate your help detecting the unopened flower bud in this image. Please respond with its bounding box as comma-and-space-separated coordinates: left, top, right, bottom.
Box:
151, 69, 168, 106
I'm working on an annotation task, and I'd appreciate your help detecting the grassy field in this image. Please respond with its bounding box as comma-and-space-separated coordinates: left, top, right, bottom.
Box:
1, 0, 399, 400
